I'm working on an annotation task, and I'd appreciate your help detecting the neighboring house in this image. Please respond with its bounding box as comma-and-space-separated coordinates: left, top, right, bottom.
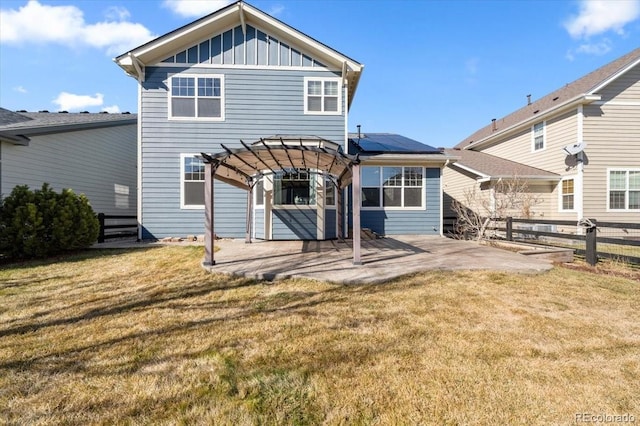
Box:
0, 108, 137, 216
115, 0, 451, 242
444, 47, 640, 224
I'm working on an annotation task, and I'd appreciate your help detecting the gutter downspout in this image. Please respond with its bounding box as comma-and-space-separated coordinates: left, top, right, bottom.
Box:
441, 159, 450, 236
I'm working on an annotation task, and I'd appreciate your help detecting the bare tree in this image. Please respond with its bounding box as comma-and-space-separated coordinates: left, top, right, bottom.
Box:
451, 176, 542, 241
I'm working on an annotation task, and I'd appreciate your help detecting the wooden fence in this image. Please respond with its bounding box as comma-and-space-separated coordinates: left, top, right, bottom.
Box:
97, 214, 138, 243
446, 216, 640, 266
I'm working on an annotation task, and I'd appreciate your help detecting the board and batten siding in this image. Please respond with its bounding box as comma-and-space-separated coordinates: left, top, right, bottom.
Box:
582, 65, 640, 221
1, 125, 137, 216
140, 65, 345, 239
357, 168, 442, 235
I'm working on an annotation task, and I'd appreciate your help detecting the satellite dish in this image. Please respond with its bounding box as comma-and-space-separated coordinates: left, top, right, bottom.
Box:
563, 142, 587, 156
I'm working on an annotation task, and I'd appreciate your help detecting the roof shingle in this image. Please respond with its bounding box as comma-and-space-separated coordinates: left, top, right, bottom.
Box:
455, 47, 640, 149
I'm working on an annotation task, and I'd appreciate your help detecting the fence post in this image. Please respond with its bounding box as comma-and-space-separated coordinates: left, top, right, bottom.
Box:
506, 217, 513, 241
98, 213, 105, 243
585, 219, 597, 266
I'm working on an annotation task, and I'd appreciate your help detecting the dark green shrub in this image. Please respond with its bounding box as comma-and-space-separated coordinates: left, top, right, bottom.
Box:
0, 184, 99, 259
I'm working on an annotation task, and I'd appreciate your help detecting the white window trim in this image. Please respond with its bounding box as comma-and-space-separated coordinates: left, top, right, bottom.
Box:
606, 167, 640, 211
168, 73, 225, 121
180, 153, 205, 210
361, 166, 426, 211
558, 176, 576, 212
531, 121, 546, 152
303, 76, 342, 116
254, 177, 265, 209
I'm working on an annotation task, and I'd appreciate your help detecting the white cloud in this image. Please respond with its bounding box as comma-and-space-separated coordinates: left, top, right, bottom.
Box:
53, 92, 104, 111
102, 105, 121, 114
162, 0, 233, 18
0, 0, 156, 55
576, 40, 613, 55
104, 6, 130, 21
13, 85, 28, 93
268, 4, 285, 17
564, 0, 640, 39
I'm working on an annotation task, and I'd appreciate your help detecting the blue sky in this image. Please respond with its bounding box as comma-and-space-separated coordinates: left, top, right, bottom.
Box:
1, 0, 639, 147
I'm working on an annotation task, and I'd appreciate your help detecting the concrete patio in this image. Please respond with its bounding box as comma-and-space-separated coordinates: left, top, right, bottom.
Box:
201, 235, 554, 284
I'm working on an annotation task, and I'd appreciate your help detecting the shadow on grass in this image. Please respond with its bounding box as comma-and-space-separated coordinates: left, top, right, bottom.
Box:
0, 246, 164, 271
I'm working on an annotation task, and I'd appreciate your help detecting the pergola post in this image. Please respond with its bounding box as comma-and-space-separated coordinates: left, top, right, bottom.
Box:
245, 178, 253, 244
204, 162, 216, 266
352, 163, 362, 265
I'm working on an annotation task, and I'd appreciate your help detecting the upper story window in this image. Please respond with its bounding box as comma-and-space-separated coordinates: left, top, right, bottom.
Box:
560, 178, 575, 211
181, 154, 205, 209
532, 121, 545, 151
361, 166, 424, 209
304, 77, 342, 115
608, 169, 640, 210
169, 74, 224, 120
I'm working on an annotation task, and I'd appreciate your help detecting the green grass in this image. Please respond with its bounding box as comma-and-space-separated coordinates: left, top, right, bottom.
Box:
0, 246, 638, 424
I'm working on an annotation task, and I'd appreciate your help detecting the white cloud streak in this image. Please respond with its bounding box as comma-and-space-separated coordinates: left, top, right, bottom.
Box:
162, 0, 233, 18
13, 86, 28, 94
102, 105, 121, 114
53, 92, 104, 112
564, 0, 640, 39
0, 0, 156, 55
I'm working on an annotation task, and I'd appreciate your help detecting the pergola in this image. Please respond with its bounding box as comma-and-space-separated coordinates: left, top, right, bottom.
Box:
200, 136, 363, 266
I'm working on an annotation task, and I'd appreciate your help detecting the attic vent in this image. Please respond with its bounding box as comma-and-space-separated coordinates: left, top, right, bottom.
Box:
533, 109, 540, 114
38, 110, 49, 113
122, 111, 131, 115
58, 111, 68, 113
16, 109, 27, 112
491, 118, 497, 132
80, 111, 89, 114
100, 111, 109, 114
552, 96, 559, 101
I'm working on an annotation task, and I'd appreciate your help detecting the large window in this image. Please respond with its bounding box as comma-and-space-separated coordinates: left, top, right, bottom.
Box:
304, 77, 341, 115
560, 178, 574, 211
170, 75, 224, 120
361, 166, 424, 208
274, 169, 316, 205
532, 121, 545, 151
181, 154, 205, 209
609, 169, 640, 210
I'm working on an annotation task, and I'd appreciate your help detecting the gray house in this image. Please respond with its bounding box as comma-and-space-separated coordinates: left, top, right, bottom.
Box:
115, 0, 450, 248
0, 108, 137, 216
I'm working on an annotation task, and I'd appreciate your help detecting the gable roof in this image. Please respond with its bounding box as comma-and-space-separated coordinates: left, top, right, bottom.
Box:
444, 148, 560, 181
455, 47, 640, 150
114, 1, 364, 107
0, 108, 137, 145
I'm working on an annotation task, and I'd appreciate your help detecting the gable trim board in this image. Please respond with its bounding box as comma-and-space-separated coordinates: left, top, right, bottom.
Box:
114, 1, 363, 107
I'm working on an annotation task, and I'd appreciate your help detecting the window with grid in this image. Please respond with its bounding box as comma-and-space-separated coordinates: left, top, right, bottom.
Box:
561, 178, 574, 210
170, 75, 223, 119
361, 166, 424, 208
532, 122, 545, 151
182, 155, 205, 208
274, 169, 316, 205
609, 169, 640, 210
304, 78, 341, 114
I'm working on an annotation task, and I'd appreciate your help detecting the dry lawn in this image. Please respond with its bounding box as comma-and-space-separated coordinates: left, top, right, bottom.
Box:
0, 246, 638, 425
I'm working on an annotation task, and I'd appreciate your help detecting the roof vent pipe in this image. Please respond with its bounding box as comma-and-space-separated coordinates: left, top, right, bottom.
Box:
357, 124, 361, 139
527, 94, 531, 105
491, 118, 497, 132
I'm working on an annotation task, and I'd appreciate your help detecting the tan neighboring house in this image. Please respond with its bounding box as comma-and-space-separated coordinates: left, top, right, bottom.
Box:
444, 47, 640, 224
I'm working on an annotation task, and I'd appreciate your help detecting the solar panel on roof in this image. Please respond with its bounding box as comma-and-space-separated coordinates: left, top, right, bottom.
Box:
350, 133, 439, 153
